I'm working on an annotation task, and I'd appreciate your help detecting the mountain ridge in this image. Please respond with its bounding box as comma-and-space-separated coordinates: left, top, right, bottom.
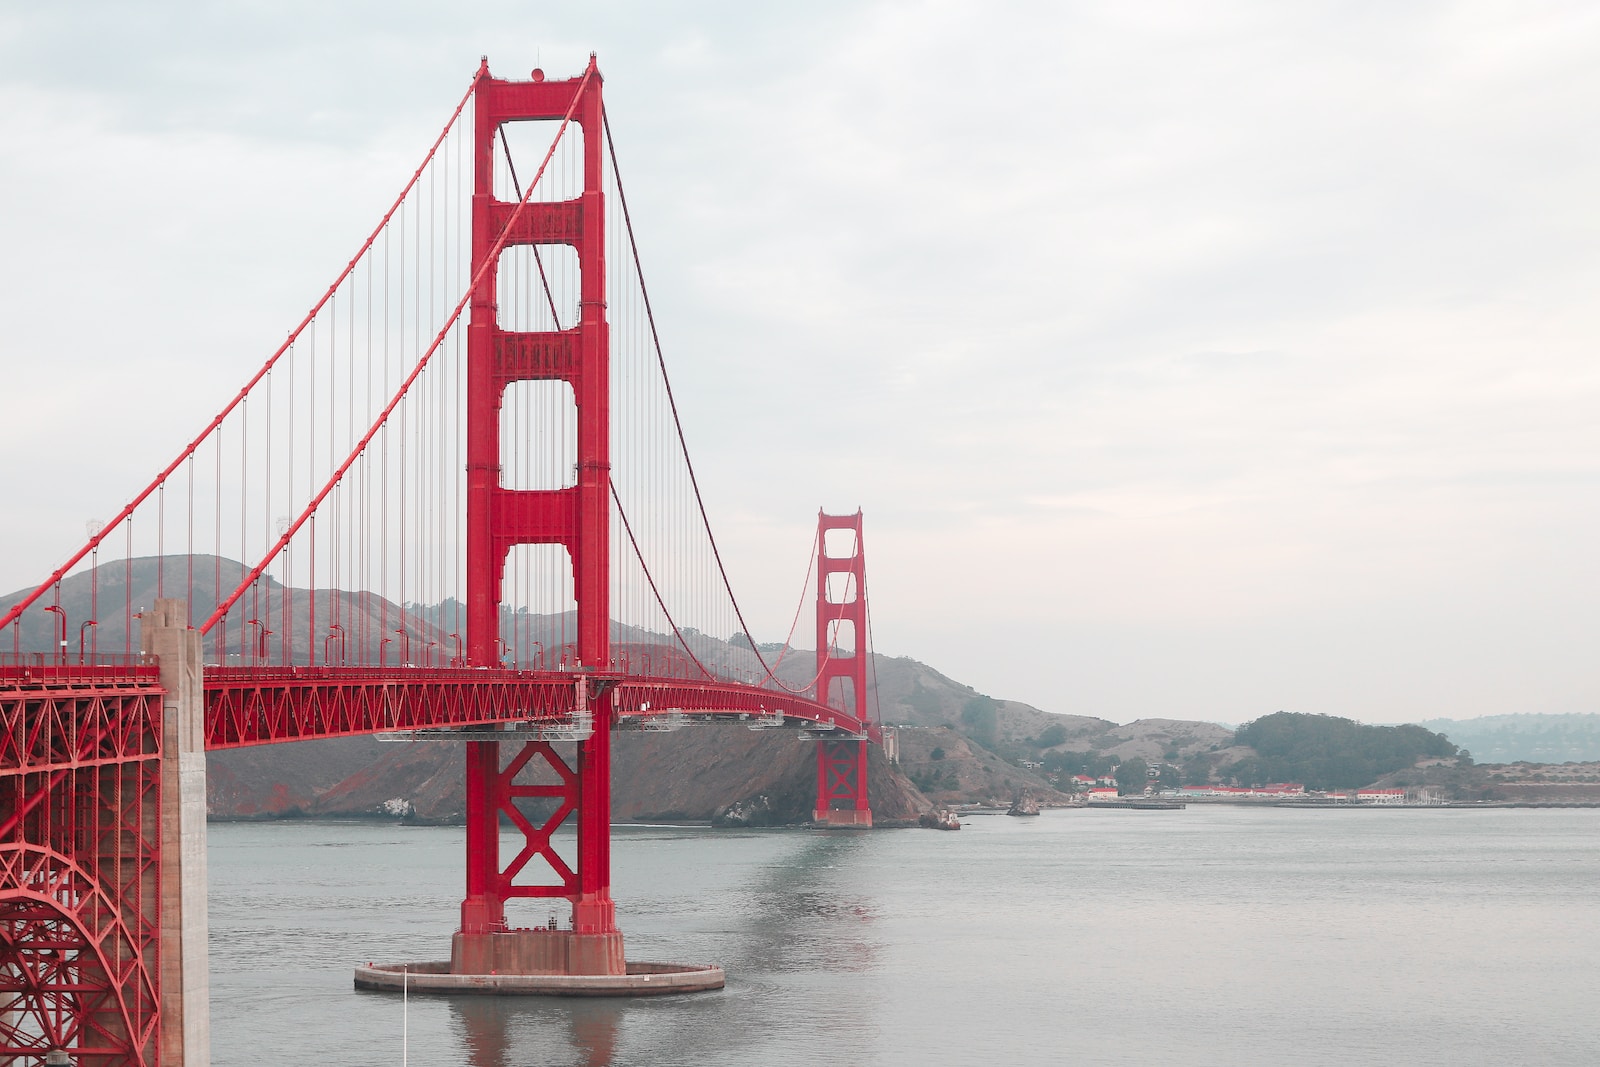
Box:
8, 556, 1592, 817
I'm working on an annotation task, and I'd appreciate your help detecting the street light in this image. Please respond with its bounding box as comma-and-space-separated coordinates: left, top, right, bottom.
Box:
43, 605, 67, 664
250, 626, 273, 662
325, 622, 346, 665
79, 620, 97, 665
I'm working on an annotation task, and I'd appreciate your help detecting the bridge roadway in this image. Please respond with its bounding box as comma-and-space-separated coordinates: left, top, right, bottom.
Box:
203, 665, 879, 748
0, 655, 874, 1063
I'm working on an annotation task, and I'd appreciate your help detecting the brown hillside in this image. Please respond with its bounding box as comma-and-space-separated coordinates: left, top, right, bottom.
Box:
894, 726, 1074, 807
215, 725, 932, 826
208, 736, 387, 817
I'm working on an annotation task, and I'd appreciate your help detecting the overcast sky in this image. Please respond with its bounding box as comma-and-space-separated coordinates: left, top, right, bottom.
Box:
2, 2, 1598, 725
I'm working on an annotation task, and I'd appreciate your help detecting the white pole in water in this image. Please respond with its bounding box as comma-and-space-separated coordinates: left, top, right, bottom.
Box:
403, 966, 409, 1067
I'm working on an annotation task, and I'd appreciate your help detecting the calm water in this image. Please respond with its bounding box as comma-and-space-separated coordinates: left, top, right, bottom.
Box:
207, 808, 1600, 1066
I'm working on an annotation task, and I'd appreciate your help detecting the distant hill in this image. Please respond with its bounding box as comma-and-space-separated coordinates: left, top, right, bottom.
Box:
17, 555, 1593, 814
1228, 712, 1458, 790
4, 555, 1075, 822
1420, 714, 1600, 764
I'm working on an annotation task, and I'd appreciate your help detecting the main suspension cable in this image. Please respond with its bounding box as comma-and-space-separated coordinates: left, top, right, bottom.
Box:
201, 68, 596, 634
604, 108, 820, 690
610, 483, 714, 680
0, 72, 482, 639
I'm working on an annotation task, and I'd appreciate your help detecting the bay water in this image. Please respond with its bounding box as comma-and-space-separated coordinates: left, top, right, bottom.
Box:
207, 807, 1600, 1066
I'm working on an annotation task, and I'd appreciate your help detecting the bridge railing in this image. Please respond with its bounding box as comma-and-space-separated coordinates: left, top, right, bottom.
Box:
0, 653, 160, 686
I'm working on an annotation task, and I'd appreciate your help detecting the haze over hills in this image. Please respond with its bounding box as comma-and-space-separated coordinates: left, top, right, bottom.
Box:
9, 555, 1593, 819
1419, 715, 1600, 764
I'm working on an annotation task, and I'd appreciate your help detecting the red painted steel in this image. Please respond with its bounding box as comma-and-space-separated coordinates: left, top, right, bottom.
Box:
201, 669, 872, 748
1, 57, 891, 1043
815, 511, 869, 720
0, 666, 164, 1065
203, 667, 579, 748
814, 739, 870, 823
611, 678, 871, 734
463, 58, 615, 940
483, 741, 579, 898
814, 511, 874, 820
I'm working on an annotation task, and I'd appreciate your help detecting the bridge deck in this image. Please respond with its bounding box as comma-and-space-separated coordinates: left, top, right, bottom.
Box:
203, 666, 875, 748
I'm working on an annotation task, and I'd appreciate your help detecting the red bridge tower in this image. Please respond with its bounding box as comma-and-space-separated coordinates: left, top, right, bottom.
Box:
814, 510, 873, 826
459, 57, 620, 975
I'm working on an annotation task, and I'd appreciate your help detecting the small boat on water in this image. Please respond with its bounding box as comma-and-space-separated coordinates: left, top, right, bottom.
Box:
919, 808, 962, 830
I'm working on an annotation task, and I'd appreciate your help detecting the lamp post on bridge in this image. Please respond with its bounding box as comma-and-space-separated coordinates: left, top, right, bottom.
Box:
246, 618, 268, 667
43, 604, 66, 664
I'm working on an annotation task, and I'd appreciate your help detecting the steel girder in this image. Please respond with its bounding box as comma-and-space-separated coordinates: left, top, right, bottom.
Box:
203, 667, 579, 747
203, 667, 877, 748
492, 741, 580, 899
816, 739, 870, 813
611, 677, 877, 740
0, 672, 163, 1067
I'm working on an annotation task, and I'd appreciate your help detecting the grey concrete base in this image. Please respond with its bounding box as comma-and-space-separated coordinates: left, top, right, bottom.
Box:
353, 960, 725, 997
145, 600, 211, 1067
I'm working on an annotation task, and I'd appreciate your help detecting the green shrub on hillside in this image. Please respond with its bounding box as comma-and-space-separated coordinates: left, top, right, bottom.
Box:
1230, 712, 1457, 790
1036, 723, 1069, 748
960, 695, 1000, 750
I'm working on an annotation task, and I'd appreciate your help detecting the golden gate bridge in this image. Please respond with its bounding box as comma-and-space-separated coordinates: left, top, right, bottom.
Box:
0, 56, 880, 1065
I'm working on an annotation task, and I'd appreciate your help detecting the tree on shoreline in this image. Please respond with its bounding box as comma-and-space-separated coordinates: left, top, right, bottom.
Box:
1230, 712, 1457, 790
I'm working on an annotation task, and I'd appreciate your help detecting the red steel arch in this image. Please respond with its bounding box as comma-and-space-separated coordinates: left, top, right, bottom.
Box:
0, 664, 163, 1066
0, 843, 160, 1066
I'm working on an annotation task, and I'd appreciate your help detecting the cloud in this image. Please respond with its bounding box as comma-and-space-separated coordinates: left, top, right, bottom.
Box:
3, 1, 1598, 721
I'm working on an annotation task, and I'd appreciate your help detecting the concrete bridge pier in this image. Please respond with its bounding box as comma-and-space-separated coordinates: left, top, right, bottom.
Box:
142, 600, 211, 1067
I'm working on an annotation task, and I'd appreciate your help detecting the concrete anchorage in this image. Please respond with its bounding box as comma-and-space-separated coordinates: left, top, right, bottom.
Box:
142, 599, 211, 1067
